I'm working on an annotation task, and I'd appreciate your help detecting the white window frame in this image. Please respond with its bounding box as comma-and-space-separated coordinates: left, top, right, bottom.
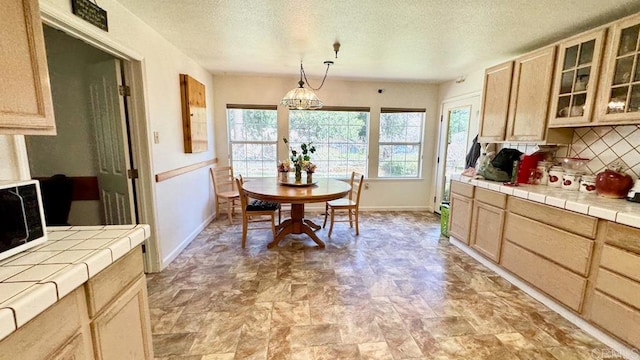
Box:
227, 105, 278, 177
377, 108, 426, 178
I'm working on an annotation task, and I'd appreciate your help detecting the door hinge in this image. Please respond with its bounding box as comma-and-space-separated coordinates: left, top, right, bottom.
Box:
440, 115, 443, 122
434, 196, 437, 203
141, 243, 146, 253
127, 169, 139, 179
437, 156, 440, 164
119, 85, 131, 96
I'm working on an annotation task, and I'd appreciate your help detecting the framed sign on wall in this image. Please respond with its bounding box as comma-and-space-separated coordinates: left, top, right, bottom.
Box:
179, 74, 208, 153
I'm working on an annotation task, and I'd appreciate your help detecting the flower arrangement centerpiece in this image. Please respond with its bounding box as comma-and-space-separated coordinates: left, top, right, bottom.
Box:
283, 137, 316, 182
277, 160, 291, 182
302, 161, 317, 183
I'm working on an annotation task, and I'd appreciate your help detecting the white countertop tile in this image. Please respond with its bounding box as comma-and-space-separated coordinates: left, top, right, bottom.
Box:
0, 282, 36, 304
0, 266, 30, 282
512, 188, 529, 199
77, 249, 113, 277
68, 225, 106, 230
108, 237, 132, 262
0, 308, 15, 341
2, 283, 58, 327
488, 183, 502, 192
64, 230, 103, 239
41, 250, 93, 264
3, 251, 61, 266
45, 231, 78, 241
71, 238, 117, 250
128, 228, 147, 247
527, 192, 546, 203
499, 185, 515, 195
616, 212, 640, 228
94, 229, 129, 239
565, 200, 590, 214
545, 196, 566, 208
588, 206, 618, 221
4, 264, 68, 282
40, 263, 88, 298
36, 239, 85, 251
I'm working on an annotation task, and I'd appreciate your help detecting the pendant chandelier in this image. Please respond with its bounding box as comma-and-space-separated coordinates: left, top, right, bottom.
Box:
280, 42, 340, 110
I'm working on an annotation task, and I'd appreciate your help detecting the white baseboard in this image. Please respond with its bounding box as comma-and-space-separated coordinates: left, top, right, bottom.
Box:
160, 213, 215, 270
450, 236, 640, 360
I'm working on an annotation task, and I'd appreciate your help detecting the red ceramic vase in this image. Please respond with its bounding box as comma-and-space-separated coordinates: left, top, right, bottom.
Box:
595, 170, 634, 198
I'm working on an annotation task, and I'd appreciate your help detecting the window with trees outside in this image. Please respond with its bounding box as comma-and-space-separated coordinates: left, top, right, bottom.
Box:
378, 108, 425, 178
227, 105, 278, 177
288, 107, 369, 178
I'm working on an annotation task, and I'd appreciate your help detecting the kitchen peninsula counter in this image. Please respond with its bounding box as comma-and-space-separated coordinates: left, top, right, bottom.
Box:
0, 224, 153, 359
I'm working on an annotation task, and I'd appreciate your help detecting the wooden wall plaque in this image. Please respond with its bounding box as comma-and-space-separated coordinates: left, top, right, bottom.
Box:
179, 74, 208, 153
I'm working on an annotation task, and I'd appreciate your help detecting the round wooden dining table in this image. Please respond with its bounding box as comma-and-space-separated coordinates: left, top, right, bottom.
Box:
241, 178, 351, 248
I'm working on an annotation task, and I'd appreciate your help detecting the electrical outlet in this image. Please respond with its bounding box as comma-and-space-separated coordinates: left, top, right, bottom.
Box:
153, 131, 160, 144
364, 182, 370, 190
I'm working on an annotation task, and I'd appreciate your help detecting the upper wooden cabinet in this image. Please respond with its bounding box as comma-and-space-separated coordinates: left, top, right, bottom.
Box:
506, 46, 557, 142
478, 62, 513, 142
549, 29, 607, 127
0, 0, 56, 135
596, 13, 640, 123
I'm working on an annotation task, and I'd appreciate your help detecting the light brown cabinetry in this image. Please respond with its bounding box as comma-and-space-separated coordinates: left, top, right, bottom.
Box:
506, 47, 560, 142
596, 13, 640, 123
0, 0, 56, 135
448, 181, 474, 244
478, 62, 513, 142
588, 223, 640, 349
501, 198, 596, 312
549, 29, 607, 127
86, 247, 153, 360
469, 188, 506, 262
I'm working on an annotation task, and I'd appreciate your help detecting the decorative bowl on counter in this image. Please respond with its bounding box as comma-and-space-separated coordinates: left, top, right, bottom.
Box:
559, 157, 589, 172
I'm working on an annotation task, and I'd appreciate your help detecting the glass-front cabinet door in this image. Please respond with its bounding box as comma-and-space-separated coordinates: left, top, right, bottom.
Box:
597, 14, 640, 123
548, 29, 606, 127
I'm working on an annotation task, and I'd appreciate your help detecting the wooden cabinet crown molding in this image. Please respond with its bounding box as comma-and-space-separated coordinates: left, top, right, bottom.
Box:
0, 0, 56, 135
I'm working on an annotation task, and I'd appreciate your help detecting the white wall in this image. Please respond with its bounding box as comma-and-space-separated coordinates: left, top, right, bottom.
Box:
212, 75, 440, 210
0, 0, 218, 269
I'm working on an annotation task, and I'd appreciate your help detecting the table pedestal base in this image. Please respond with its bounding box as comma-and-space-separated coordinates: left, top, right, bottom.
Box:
268, 203, 324, 248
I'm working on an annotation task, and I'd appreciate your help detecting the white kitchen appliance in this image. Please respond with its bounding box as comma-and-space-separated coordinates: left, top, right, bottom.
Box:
0, 180, 48, 261
628, 179, 640, 203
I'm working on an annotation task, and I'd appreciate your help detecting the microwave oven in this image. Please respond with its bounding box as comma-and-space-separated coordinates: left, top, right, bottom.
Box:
0, 180, 48, 261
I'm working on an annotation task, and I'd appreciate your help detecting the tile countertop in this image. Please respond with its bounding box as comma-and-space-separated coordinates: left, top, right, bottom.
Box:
454, 176, 640, 229
0, 224, 150, 341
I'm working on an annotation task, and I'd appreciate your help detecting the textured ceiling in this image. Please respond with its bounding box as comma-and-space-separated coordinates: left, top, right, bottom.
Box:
115, 0, 640, 83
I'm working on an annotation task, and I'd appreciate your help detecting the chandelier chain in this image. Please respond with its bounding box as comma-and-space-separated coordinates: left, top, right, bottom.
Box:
301, 62, 332, 91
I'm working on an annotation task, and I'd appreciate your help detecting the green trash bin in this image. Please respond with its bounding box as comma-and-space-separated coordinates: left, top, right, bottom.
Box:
440, 203, 450, 237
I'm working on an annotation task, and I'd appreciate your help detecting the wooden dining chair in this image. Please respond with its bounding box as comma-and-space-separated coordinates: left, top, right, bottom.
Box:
210, 166, 240, 224
323, 171, 365, 237
235, 177, 280, 248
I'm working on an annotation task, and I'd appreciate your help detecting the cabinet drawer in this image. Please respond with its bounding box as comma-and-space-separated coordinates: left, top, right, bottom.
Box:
501, 241, 587, 312
508, 197, 597, 239
475, 188, 507, 209
85, 247, 144, 317
504, 213, 593, 276
600, 245, 640, 283
596, 268, 640, 310
605, 222, 640, 255
0, 287, 88, 360
450, 181, 474, 198
590, 291, 640, 348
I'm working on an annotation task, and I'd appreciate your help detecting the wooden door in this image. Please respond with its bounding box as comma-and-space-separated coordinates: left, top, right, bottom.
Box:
88, 60, 134, 225
478, 61, 513, 142
91, 276, 154, 360
449, 193, 473, 244
506, 46, 556, 142
470, 201, 505, 262
0, 0, 56, 135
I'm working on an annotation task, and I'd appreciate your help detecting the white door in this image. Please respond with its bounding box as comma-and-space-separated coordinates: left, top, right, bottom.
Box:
88, 59, 134, 224
434, 95, 480, 213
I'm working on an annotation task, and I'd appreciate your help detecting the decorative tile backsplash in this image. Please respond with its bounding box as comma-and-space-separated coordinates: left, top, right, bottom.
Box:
569, 125, 640, 179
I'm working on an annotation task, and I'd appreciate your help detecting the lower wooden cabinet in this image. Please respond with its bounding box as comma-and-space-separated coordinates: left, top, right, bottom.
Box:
470, 188, 507, 262
91, 276, 153, 360
449, 193, 473, 244
49, 332, 94, 360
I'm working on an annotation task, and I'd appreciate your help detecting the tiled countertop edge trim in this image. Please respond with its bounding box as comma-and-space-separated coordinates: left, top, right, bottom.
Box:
464, 177, 640, 230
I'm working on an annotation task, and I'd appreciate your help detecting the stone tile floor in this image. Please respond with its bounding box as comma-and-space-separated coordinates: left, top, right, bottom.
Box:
147, 211, 612, 359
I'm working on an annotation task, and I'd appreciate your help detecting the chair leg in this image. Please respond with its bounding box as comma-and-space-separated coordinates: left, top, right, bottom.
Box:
271, 214, 276, 237
227, 200, 233, 225
328, 208, 335, 237
348, 208, 353, 228
241, 216, 248, 248
278, 208, 281, 225
323, 203, 329, 228
215, 197, 220, 220
354, 209, 359, 235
